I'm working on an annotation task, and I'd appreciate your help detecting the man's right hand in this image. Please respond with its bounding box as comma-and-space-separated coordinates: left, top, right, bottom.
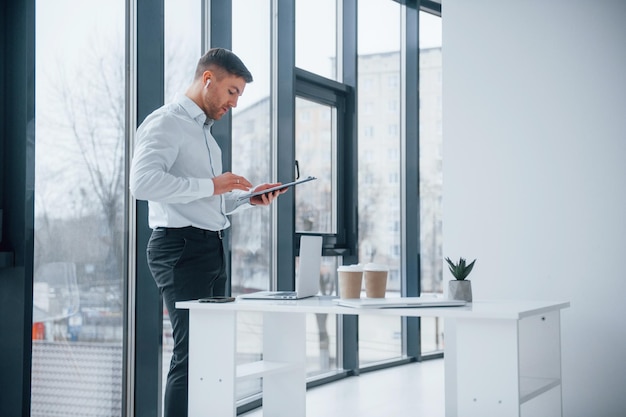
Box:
212, 172, 253, 195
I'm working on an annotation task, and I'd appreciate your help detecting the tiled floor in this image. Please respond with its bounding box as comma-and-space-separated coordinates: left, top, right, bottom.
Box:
240, 358, 445, 417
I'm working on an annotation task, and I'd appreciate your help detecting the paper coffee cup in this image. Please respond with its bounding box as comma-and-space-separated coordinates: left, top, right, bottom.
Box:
337, 264, 363, 299
363, 263, 388, 298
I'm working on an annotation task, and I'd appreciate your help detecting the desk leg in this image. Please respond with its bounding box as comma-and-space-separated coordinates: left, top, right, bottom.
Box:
188, 309, 237, 417
444, 319, 458, 417
262, 312, 307, 417
445, 317, 520, 417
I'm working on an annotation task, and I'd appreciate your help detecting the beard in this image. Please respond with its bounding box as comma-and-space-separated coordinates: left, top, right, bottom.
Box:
206, 102, 228, 121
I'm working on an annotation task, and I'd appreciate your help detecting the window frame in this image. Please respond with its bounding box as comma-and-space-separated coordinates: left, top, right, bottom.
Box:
294, 68, 354, 257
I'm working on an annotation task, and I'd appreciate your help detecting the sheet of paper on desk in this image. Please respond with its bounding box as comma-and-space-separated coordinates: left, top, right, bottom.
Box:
237, 176, 317, 202
334, 297, 467, 309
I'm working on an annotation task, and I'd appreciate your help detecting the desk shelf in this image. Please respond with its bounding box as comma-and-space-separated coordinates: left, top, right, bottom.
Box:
236, 360, 300, 381
518, 309, 563, 413
451, 308, 564, 416
520, 376, 561, 404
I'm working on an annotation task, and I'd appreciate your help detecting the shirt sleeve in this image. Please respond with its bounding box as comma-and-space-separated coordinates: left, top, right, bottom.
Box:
224, 191, 254, 215
130, 114, 215, 203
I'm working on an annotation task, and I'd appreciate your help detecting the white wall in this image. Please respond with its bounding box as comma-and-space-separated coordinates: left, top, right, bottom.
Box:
443, 1, 626, 416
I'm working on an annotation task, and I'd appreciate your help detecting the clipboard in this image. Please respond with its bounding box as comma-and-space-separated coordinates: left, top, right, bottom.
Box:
237, 176, 317, 202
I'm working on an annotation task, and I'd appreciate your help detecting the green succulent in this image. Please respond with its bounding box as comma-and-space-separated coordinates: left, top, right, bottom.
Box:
445, 257, 476, 280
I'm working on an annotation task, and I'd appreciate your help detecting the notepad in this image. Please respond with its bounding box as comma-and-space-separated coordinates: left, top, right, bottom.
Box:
334, 297, 468, 309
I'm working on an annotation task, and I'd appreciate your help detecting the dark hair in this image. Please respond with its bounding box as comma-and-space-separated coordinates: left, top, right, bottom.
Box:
195, 48, 253, 83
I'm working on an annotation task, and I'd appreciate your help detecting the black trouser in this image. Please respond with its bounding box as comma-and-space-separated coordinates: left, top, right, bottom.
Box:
147, 226, 227, 417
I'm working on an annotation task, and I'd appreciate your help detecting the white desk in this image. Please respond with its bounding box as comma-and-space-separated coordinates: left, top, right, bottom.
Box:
177, 298, 569, 417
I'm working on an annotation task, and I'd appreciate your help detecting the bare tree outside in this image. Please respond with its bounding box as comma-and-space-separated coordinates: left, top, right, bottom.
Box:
32, 6, 127, 414
35, 27, 126, 326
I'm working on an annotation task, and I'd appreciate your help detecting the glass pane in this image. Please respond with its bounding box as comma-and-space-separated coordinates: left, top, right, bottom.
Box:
306, 256, 339, 376
162, 0, 202, 404
232, 0, 272, 296
32, 1, 126, 415
418, 11, 444, 353
296, 0, 338, 80
306, 311, 338, 376
165, 0, 201, 103
232, 0, 272, 402
236, 311, 263, 400
295, 97, 335, 234
357, 0, 403, 366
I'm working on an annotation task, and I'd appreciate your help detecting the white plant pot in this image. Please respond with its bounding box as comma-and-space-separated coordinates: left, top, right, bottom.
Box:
448, 280, 472, 302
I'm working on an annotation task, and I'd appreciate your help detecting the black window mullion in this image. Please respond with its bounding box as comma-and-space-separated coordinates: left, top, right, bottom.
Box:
209, 0, 233, 174
404, 1, 422, 359
275, 0, 297, 291
0, 1, 36, 416
208, 0, 234, 293
340, 0, 360, 375
341, 0, 359, 266
133, 0, 165, 415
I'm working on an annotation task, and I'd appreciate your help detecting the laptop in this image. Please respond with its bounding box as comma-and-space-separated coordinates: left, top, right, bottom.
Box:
238, 235, 323, 300
335, 297, 468, 309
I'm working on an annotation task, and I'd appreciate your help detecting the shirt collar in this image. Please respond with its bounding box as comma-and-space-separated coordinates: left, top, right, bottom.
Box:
177, 94, 214, 127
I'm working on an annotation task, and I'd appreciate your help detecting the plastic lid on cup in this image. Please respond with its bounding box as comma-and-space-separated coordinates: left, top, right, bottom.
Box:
337, 264, 363, 272
363, 263, 388, 271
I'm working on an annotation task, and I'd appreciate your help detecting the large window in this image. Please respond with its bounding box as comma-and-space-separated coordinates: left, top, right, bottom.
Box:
357, 0, 404, 366
295, 98, 335, 234
32, 1, 126, 415
24, 1, 442, 415
231, 0, 273, 295
294, 0, 351, 378
296, 0, 338, 81
355, 1, 444, 364
295, 92, 343, 378
162, 0, 202, 405
418, 10, 444, 353
231, 0, 273, 404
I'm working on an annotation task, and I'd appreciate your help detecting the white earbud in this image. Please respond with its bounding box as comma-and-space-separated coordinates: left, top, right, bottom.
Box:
205, 79, 211, 88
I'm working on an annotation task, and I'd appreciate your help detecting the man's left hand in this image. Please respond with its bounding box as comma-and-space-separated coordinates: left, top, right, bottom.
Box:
250, 183, 287, 206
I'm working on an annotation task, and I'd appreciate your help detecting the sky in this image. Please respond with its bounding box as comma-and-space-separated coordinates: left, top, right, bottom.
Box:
34, 0, 441, 216
36, 0, 441, 108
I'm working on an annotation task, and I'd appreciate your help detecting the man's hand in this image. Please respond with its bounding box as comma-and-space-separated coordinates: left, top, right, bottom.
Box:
212, 172, 252, 195
250, 182, 287, 206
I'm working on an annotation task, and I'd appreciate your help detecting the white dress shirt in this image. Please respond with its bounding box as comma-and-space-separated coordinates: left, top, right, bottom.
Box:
130, 95, 251, 230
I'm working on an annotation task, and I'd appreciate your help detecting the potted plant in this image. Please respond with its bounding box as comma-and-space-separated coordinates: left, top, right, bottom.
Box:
445, 256, 476, 302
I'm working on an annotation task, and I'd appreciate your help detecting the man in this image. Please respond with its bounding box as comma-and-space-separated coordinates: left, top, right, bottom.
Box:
130, 47, 282, 417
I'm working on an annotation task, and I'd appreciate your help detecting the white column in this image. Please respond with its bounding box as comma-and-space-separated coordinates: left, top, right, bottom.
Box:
188, 309, 237, 417
262, 311, 307, 417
